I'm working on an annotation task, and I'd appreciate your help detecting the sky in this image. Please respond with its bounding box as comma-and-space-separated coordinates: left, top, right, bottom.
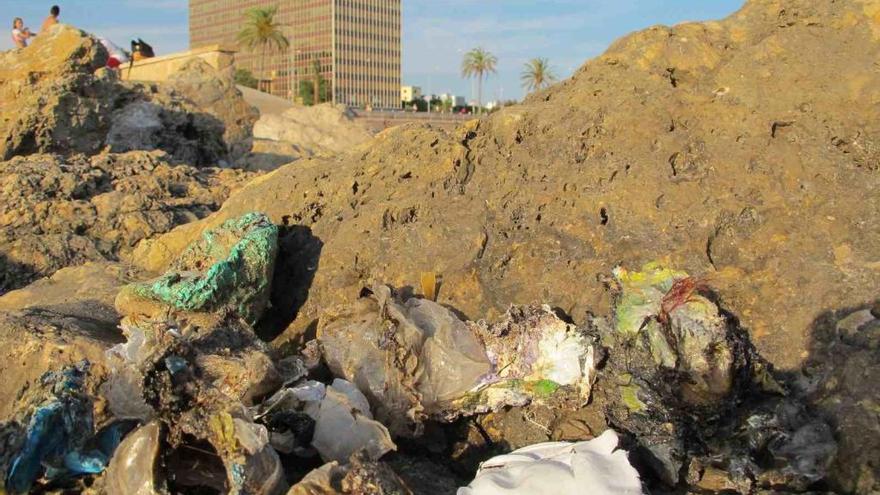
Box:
1, 0, 743, 101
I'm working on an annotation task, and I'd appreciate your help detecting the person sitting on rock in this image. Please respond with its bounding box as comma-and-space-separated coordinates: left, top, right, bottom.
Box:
11, 18, 34, 48
40, 5, 60, 33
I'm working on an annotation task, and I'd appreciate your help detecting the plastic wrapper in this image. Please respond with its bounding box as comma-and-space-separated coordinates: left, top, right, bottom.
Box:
256, 379, 396, 463
457, 430, 642, 495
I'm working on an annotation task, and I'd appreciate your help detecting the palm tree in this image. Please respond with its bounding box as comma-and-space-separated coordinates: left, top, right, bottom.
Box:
521, 58, 557, 93
236, 6, 289, 93
461, 48, 497, 114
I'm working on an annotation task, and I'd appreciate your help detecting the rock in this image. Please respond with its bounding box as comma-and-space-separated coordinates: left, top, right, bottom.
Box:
166, 59, 258, 165
800, 303, 880, 493
288, 453, 412, 495
0, 25, 257, 165
0, 262, 131, 325
253, 103, 373, 158
0, 151, 253, 292
0, 309, 121, 422
0, 25, 110, 159
133, 0, 880, 377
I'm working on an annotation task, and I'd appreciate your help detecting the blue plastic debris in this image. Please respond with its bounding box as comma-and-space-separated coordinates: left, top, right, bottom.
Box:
164, 355, 189, 375
4, 361, 134, 493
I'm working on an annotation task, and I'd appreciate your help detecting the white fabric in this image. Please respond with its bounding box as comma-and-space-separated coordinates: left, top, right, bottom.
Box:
458, 430, 643, 495
99, 37, 129, 63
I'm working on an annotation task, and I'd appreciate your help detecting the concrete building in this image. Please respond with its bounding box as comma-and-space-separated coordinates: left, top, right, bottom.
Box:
189, 0, 401, 108
400, 85, 421, 103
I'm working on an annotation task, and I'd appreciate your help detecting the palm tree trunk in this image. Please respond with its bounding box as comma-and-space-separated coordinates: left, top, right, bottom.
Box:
259, 45, 266, 93
477, 72, 483, 115
313, 58, 320, 105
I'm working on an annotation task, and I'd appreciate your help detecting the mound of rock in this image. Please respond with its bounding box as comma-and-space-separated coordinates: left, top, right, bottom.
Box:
253, 103, 374, 158
131, 3, 879, 488
136, 0, 879, 373
0, 151, 253, 292
0, 25, 257, 165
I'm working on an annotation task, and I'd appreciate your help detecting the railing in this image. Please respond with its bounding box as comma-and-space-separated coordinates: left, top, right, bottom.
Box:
350, 110, 473, 122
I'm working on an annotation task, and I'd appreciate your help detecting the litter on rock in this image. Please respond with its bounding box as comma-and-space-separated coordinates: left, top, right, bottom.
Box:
457, 430, 642, 495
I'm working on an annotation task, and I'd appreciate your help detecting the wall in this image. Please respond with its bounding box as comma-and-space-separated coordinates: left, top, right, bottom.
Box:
121, 44, 235, 82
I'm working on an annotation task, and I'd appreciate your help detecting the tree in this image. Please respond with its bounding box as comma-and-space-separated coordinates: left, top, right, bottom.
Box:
521, 58, 557, 93
440, 96, 453, 113
311, 58, 322, 105
461, 48, 497, 114
236, 6, 289, 93
298, 77, 330, 105
234, 68, 258, 89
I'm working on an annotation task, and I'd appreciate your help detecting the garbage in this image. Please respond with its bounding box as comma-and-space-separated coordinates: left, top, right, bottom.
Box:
590, 262, 838, 491
319, 285, 492, 437
457, 430, 642, 495
4, 361, 134, 493
2, 238, 844, 495
460, 305, 596, 417
319, 286, 595, 437
255, 379, 396, 463
104, 421, 163, 495
116, 212, 279, 325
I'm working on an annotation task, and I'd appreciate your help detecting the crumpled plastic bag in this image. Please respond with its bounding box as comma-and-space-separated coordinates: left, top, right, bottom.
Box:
319, 285, 492, 436
457, 305, 596, 418
457, 430, 642, 495
4, 361, 134, 494
104, 421, 163, 495
255, 379, 396, 463
611, 262, 734, 405
319, 287, 596, 437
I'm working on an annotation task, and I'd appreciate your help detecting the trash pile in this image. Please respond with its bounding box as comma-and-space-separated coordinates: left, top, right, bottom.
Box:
0, 214, 842, 494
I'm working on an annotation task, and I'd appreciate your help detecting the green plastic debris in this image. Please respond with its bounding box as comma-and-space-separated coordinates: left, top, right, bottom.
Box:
612, 262, 688, 336
121, 213, 278, 324
531, 379, 561, 397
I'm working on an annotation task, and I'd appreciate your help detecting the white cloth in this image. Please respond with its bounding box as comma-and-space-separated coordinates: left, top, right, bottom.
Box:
458, 430, 643, 495
99, 37, 129, 63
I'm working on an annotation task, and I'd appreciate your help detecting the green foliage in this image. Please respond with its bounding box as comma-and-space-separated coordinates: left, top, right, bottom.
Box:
406, 98, 427, 111
521, 57, 558, 92
236, 6, 289, 93
299, 79, 330, 106
234, 68, 258, 89
236, 6, 289, 52
461, 47, 497, 113
461, 47, 498, 80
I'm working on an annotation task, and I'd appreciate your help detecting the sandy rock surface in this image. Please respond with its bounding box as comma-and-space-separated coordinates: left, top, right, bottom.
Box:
0, 151, 252, 292
0, 25, 257, 165
136, 0, 879, 371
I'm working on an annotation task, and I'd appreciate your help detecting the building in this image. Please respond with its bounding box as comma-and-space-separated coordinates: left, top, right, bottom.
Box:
400, 85, 421, 103
189, 0, 401, 108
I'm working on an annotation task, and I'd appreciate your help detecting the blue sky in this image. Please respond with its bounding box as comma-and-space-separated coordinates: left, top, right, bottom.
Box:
1, 0, 743, 100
